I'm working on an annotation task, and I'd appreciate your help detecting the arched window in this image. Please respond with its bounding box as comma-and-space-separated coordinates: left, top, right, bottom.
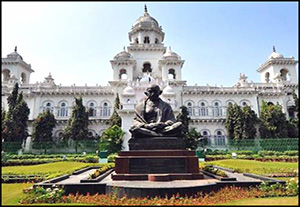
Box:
168, 69, 176, 79
215, 130, 225, 146
144, 36, 150, 44
280, 69, 290, 81
155, 38, 159, 44
267, 102, 274, 106
43, 102, 54, 113
265, 72, 270, 83
202, 130, 208, 137
135, 38, 139, 44
2, 69, 10, 82
58, 102, 68, 117
213, 101, 222, 117
242, 101, 248, 107
101, 102, 110, 117
187, 102, 193, 116
88, 102, 97, 117
142, 62, 152, 73
119, 69, 127, 80
199, 102, 208, 116
21, 73, 26, 84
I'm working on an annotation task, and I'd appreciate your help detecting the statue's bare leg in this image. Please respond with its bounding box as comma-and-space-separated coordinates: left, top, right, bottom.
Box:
130, 127, 163, 137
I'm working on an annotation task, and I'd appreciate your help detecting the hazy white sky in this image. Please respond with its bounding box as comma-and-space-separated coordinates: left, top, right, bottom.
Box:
2, 2, 298, 86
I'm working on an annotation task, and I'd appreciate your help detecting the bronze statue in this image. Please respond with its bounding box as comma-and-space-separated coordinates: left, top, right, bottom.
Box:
129, 84, 182, 138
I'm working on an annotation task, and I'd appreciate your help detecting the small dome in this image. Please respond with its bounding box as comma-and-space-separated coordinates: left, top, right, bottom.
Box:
163, 47, 180, 60
268, 46, 284, 59
163, 85, 174, 95
7, 46, 23, 60
268, 52, 284, 59
114, 48, 132, 60
123, 85, 135, 95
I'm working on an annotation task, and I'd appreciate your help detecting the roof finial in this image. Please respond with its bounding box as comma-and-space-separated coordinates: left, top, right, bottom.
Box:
123, 46, 125, 51
273, 46, 276, 52
144, 4, 148, 13
14, 46, 17, 52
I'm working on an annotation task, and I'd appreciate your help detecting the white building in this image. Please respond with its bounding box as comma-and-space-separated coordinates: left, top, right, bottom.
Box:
1, 6, 298, 151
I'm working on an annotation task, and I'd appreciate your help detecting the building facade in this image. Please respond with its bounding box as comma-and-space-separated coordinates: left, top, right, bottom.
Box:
1, 7, 298, 151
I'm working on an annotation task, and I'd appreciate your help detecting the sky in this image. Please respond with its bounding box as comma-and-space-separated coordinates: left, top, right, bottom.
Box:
2, 1, 298, 87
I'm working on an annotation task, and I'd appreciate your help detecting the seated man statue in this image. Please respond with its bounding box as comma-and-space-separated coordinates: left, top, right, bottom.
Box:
129, 84, 182, 138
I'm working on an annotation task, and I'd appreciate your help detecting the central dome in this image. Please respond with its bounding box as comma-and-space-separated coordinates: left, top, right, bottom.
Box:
133, 5, 160, 30
134, 12, 159, 28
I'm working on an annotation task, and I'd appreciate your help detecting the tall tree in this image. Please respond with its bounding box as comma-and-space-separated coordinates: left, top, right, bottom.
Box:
184, 128, 201, 150
1, 109, 6, 128
63, 97, 89, 153
176, 105, 190, 135
176, 105, 199, 149
109, 93, 121, 127
233, 104, 244, 140
292, 91, 299, 120
242, 105, 258, 139
2, 83, 30, 142
259, 101, 288, 138
14, 92, 30, 141
32, 110, 57, 153
99, 125, 125, 155
225, 102, 235, 139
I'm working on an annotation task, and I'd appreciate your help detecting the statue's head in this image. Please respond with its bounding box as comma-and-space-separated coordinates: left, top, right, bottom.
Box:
145, 84, 162, 101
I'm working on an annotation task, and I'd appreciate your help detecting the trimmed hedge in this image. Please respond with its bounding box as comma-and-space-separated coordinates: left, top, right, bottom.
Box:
2, 156, 99, 166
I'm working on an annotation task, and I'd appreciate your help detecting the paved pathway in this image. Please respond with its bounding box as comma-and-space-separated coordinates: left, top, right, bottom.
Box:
57, 169, 97, 184
52, 167, 262, 186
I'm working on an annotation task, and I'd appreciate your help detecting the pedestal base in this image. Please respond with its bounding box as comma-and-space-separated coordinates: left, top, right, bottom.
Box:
129, 137, 185, 150
112, 150, 203, 181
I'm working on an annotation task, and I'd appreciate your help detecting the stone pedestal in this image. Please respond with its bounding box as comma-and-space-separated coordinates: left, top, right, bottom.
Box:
128, 137, 185, 150
112, 137, 204, 181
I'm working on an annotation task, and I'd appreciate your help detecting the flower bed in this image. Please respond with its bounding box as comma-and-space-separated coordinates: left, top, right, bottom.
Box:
19, 179, 298, 205
2, 155, 99, 166
2, 175, 44, 183
201, 164, 228, 177
204, 150, 298, 162
88, 163, 115, 179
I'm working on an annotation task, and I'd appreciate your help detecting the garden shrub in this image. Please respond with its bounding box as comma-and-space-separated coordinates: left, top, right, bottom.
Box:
88, 163, 115, 179
108, 153, 118, 163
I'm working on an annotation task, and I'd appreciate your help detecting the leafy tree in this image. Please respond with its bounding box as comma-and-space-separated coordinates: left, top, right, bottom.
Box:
242, 105, 258, 139
2, 83, 30, 142
176, 105, 199, 149
184, 128, 201, 150
176, 105, 190, 135
259, 101, 288, 138
232, 104, 244, 140
32, 110, 57, 153
63, 97, 89, 153
7, 83, 19, 111
287, 118, 299, 138
225, 103, 235, 138
109, 93, 121, 127
14, 92, 30, 141
292, 91, 299, 120
99, 125, 125, 155
2, 109, 6, 128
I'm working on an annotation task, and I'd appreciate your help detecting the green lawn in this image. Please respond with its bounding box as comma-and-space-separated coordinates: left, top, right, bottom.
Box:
2, 161, 103, 179
1, 160, 298, 205
201, 159, 298, 175
219, 196, 299, 205
1, 183, 33, 205
2, 183, 92, 206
